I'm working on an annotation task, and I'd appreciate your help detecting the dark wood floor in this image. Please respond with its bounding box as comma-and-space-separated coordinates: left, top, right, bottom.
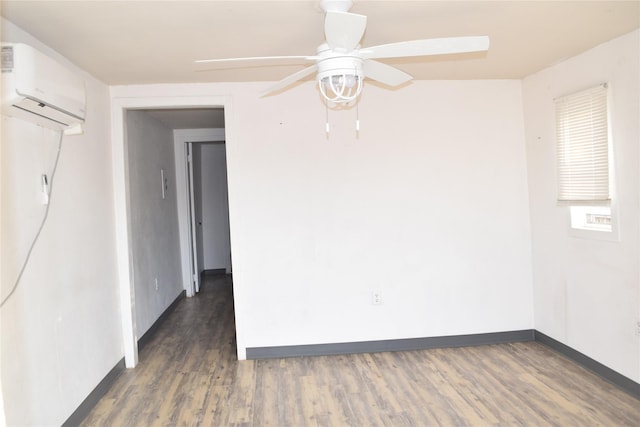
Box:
81, 274, 640, 426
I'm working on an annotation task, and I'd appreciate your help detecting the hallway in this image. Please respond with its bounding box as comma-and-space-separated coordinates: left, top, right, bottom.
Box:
80, 274, 639, 426
81, 273, 237, 426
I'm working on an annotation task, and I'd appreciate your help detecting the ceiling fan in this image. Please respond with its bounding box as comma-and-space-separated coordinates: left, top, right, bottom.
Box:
196, 0, 490, 105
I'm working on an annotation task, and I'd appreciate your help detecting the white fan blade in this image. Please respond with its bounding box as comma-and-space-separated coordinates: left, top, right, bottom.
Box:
195, 55, 315, 67
361, 36, 490, 60
325, 11, 367, 52
363, 60, 413, 87
262, 64, 318, 96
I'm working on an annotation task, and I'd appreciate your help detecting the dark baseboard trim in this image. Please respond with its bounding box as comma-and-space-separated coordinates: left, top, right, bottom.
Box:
247, 329, 639, 398
534, 330, 640, 398
246, 329, 535, 359
65, 289, 186, 426
138, 290, 186, 351
202, 268, 227, 276
64, 317, 640, 427
62, 358, 125, 427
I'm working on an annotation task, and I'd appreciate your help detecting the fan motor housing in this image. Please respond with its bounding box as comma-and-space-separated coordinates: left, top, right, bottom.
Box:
315, 44, 364, 83
320, 0, 353, 13
316, 56, 363, 82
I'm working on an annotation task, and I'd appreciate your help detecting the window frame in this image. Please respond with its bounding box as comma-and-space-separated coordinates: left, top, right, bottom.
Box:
554, 83, 618, 240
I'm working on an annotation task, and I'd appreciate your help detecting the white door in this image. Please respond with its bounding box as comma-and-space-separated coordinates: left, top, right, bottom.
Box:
186, 142, 200, 294
192, 144, 206, 281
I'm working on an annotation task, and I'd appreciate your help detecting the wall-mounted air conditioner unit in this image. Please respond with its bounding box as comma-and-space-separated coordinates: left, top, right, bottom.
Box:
1, 43, 86, 132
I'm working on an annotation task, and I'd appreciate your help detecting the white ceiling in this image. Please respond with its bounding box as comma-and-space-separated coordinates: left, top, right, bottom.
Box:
2, 1, 637, 130
1, 0, 639, 86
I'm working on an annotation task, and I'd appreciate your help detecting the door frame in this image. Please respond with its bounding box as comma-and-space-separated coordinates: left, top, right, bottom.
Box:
111, 94, 233, 368
174, 129, 226, 297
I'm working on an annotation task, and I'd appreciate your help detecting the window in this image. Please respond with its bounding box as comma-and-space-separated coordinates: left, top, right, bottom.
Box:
555, 84, 613, 233
569, 205, 611, 232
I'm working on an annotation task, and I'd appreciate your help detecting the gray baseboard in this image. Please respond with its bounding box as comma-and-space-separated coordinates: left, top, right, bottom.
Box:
534, 330, 640, 398
63, 289, 186, 426
62, 358, 125, 427
202, 268, 227, 276
246, 329, 535, 359
247, 329, 639, 399
138, 289, 186, 351
64, 319, 640, 427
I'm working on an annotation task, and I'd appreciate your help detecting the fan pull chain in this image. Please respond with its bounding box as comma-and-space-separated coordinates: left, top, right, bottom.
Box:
356, 102, 360, 132
325, 102, 330, 134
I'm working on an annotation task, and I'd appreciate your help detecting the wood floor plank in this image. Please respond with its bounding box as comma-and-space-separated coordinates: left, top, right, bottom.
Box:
199, 385, 230, 426
80, 275, 640, 427
426, 349, 499, 425
226, 361, 256, 425
368, 350, 440, 425
464, 344, 558, 425
445, 346, 529, 425
313, 357, 358, 426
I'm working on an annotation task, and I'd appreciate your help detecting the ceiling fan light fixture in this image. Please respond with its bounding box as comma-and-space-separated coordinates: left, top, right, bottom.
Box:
316, 53, 364, 104
319, 72, 362, 104
320, 0, 353, 13
196, 4, 490, 107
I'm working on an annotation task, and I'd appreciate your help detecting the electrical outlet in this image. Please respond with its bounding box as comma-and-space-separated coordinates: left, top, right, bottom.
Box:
155, 277, 159, 291
371, 291, 382, 305
636, 320, 640, 336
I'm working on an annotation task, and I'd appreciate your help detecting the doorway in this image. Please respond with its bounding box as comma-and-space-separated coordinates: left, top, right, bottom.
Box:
186, 140, 232, 295
126, 109, 229, 300
174, 128, 227, 297
111, 95, 243, 367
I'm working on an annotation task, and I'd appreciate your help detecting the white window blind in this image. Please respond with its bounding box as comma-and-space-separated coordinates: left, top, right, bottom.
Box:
555, 84, 610, 205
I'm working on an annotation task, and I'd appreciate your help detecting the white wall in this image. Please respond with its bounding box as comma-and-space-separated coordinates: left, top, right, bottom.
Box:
1, 19, 122, 426
112, 79, 535, 358
200, 143, 231, 271
522, 30, 640, 382
126, 111, 183, 336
